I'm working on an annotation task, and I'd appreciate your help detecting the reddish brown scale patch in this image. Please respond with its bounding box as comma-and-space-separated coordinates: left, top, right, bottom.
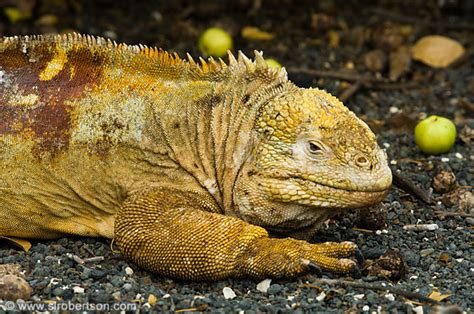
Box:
0, 46, 30, 70
0, 42, 105, 157
29, 104, 73, 154
0, 106, 25, 135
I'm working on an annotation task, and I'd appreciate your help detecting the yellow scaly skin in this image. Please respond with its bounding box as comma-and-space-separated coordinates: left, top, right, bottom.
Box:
0, 34, 392, 280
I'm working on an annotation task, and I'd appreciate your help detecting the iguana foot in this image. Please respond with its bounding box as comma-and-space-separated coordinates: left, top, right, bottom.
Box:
238, 238, 362, 279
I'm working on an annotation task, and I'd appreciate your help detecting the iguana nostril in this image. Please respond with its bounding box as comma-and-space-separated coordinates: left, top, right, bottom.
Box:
355, 155, 370, 168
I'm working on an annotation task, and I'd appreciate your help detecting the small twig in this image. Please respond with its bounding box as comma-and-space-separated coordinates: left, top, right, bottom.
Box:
369, 81, 420, 91
369, 7, 428, 25
352, 227, 374, 233
403, 223, 439, 231
83, 256, 105, 263
175, 308, 198, 313
300, 283, 323, 292
83, 244, 95, 256
110, 238, 120, 254
369, 7, 474, 31
287, 67, 381, 83
435, 211, 474, 218
395, 157, 426, 166
309, 278, 440, 305
391, 168, 434, 204
67, 253, 85, 264
67, 254, 104, 264
339, 81, 362, 102
338, 80, 420, 102
288, 67, 423, 99
175, 305, 208, 313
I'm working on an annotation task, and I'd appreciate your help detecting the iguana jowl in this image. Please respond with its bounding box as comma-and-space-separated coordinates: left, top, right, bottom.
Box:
0, 34, 392, 280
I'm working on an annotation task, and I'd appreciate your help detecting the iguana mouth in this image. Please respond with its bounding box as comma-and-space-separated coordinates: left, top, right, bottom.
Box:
296, 176, 391, 193
262, 175, 389, 208
268, 170, 391, 192
294, 177, 388, 206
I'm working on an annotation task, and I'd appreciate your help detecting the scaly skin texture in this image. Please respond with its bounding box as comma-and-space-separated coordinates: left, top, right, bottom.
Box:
0, 34, 392, 280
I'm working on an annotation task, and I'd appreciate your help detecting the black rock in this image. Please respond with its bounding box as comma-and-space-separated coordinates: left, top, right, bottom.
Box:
267, 284, 283, 294
404, 250, 420, 267
90, 269, 107, 280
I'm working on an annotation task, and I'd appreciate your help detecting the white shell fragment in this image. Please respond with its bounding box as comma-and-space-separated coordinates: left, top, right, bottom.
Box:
385, 293, 395, 301
125, 267, 134, 276
223, 287, 237, 299
316, 291, 326, 302
256, 279, 272, 293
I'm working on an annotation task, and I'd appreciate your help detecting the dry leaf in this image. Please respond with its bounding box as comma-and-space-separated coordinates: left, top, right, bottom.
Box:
364, 49, 387, 73
459, 125, 473, 145
366, 249, 406, 280
389, 45, 411, 81
428, 290, 452, 302
404, 298, 424, 306
327, 30, 340, 48
35, 14, 59, 26
438, 252, 451, 264
372, 22, 404, 52
0, 236, 32, 252
442, 188, 474, 211
412, 35, 465, 68
241, 26, 274, 41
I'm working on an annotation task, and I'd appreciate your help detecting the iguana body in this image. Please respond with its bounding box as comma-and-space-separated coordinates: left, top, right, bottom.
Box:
0, 34, 392, 280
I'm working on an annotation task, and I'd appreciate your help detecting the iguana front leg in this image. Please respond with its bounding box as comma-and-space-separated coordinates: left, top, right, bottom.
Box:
115, 188, 361, 280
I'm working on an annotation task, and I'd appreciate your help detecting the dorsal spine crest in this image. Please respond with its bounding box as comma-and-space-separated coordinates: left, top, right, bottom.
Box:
1, 33, 288, 83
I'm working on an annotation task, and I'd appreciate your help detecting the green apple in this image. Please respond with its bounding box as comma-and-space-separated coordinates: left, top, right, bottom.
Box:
414, 115, 456, 154
198, 27, 233, 57
265, 58, 282, 69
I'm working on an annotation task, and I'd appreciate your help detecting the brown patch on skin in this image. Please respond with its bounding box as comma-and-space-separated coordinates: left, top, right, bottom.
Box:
208, 95, 221, 107
0, 105, 24, 134
194, 94, 221, 108
88, 140, 112, 159
0, 42, 105, 156
30, 104, 72, 154
89, 118, 127, 158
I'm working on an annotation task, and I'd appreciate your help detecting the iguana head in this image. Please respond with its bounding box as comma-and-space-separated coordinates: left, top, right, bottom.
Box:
234, 86, 391, 234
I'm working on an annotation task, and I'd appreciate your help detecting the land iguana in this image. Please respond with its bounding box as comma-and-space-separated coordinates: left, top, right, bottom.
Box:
0, 34, 392, 281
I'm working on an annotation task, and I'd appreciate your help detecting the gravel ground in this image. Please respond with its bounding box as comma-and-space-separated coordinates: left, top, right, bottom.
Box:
1, 0, 473, 312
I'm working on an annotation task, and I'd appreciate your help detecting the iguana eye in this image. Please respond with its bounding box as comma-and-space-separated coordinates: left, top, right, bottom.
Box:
307, 141, 322, 154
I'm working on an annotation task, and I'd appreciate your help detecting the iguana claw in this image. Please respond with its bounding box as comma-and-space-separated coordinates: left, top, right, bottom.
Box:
355, 249, 365, 267
308, 261, 322, 277
350, 265, 362, 279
